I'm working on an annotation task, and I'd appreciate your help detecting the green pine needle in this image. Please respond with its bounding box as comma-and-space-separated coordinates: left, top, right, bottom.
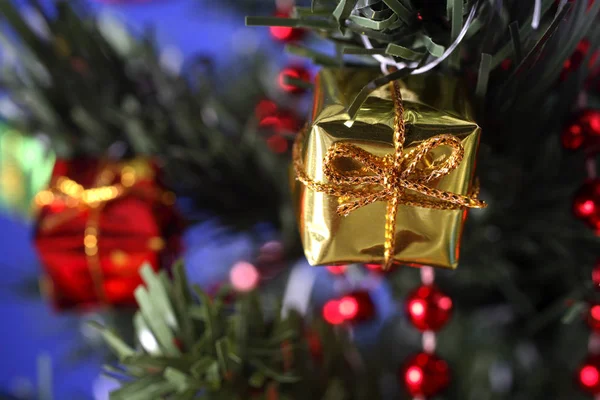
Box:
96, 262, 377, 398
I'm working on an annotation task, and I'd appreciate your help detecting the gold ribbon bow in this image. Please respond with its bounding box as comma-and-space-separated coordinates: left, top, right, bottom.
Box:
293, 81, 486, 270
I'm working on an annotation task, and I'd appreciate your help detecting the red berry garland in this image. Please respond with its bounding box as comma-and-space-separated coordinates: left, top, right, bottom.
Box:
561, 39, 599, 82
269, 11, 304, 42
579, 110, 600, 135
400, 267, 452, 398
255, 99, 278, 120
323, 299, 345, 325
305, 329, 323, 363
326, 264, 347, 275
278, 65, 311, 94
406, 285, 453, 332
561, 123, 585, 150
588, 304, 600, 331
258, 109, 301, 135
562, 46, 600, 396
256, 101, 302, 154
403, 352, 451, 398
579, 355, 600, 395
579, 110, 600, 151
562, 110, 600, 152
572, 179, 600, 229
592, 261, 600, 289
322, 290, 375, 325
576, 264, 600, 395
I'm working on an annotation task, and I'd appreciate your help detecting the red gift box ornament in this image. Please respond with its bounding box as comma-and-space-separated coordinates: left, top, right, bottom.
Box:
33, 158, 181, 310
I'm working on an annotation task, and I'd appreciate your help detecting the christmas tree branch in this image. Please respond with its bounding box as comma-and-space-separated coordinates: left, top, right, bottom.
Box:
92, 263, 380, 399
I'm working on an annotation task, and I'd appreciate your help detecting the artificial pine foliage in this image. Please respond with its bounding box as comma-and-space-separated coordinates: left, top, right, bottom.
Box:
0, 0, 292, 236
93, 263, 378, 400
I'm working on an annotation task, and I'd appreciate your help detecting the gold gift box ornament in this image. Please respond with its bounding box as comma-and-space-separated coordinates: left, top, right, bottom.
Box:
292, 69, 486, 270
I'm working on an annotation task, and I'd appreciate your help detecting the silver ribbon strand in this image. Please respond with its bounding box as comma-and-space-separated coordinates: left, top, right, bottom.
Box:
358, 4, 478, 75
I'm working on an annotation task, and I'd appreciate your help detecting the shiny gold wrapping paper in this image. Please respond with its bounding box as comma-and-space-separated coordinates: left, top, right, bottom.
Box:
293, 69, 481, 269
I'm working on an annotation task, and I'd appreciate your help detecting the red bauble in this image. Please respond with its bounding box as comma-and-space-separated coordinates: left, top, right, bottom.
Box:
259, 110, 301, 135
561, 110, 600, 152
592, 261, 600, 289
258, 108, 301, 154
266, 135, 289, 154
561, 123, 585, 150
323, 299, 345, 325
403, 352, 450, 398
343, 291, 375, 322
338, 295, 360, 320
572, 179, 600, 228
588, 304, 600, 331
578, 355, 600, 394
278, 65, 311, 94
579, 110, 600, 151
580, 110, 600, 134
269, 12, 304, 42
326, 265, 347, 275
322, 290, 375, 325
365, 263, 382, 271
561, 39, 598, 81
365, 263, 397, 273
255, 99, 278, 120
305, 329, 323, 363
406, 285, 453, 332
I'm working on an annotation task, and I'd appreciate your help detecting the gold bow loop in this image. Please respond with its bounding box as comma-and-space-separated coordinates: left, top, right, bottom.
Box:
294, 81, 487, 270
322, 133, 485, 217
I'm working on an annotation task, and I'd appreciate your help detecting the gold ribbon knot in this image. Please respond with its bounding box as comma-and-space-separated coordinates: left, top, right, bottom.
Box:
293, 81, 486, 270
